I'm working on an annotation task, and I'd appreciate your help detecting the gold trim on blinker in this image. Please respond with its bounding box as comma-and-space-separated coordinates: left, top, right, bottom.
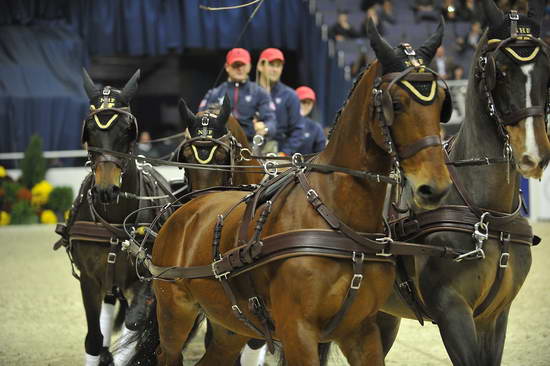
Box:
399, 80, 437, 102
487, 38, 541, 62
191, 145, 218, 164
89, 105, 119, 129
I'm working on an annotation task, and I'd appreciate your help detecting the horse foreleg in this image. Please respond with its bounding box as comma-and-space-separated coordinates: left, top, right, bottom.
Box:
376, 311, 401, 357
428, 292, 480, 366
277, 320, 321, 366
80, 274, 104, 366
476, 306, 511, 366
336, 316, 385, 366
155, 281, 199, 366
196, 321, 249, 366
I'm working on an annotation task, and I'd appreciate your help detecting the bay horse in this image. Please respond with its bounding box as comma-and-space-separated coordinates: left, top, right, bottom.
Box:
55, 69, 173, 366
174, 96, 264, 192
127, 19, 454, 366
377, 1, 550, 365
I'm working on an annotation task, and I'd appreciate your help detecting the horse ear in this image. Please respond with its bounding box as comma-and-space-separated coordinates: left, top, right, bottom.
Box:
178, 98, 195, 131
82, 68, 99, 99
367, 18, 395, 66
528, 0, 544, 27
120, 69, 141, 103
218, 95, 231, 125
417, 17, 445, 63
481, 0, 504, 29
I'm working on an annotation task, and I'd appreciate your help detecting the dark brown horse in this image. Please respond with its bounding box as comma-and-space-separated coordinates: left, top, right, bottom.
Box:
56, 69, 173, 366
128, 20, 453, 366
175, 96, 264, 191
377, 1, 550, 365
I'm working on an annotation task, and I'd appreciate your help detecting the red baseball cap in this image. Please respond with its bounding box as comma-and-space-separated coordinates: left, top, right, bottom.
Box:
295, 86, 316, 102
226, 48, 251, 65
259, 48, 285, 62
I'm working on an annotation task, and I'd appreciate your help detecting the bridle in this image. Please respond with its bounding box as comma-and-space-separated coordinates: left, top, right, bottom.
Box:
176, 113, 242, 187
476, 10, 550, 164
373, 43, 452, 184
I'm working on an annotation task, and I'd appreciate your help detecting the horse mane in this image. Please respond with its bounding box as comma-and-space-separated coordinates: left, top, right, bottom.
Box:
328, 61, 378, 140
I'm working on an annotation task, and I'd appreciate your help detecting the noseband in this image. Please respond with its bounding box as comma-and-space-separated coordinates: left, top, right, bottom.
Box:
476, 10, 550, 157
373, 43, 451, 182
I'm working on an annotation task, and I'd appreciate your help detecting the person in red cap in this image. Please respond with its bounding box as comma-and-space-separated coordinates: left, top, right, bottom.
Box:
256, 48, 304, 156
198, 48, 277, 142
295, 86, 326, 154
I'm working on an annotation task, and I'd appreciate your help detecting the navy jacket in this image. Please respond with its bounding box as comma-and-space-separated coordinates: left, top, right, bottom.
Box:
295, 117, 326, 155
199, 80, 277, 141
270, 82, 305, 155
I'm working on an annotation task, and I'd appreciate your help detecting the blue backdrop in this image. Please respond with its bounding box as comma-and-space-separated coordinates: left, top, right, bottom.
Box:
0, 0, 350, 156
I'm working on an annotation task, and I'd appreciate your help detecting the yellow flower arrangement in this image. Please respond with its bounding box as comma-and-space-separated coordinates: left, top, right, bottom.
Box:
31, 180, 54, 207
0, 165, 6, 178
40, 209, 58, 224
0, 211, 10, 225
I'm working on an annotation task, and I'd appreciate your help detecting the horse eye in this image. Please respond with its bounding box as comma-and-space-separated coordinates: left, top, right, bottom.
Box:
392, 101, 403, 112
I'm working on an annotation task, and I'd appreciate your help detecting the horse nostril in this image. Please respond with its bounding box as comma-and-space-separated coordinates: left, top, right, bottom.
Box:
417, 184, 434, 197
520, 154, 538, 170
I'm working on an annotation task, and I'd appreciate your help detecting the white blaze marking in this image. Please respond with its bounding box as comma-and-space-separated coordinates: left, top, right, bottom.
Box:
521, 63, 539, 162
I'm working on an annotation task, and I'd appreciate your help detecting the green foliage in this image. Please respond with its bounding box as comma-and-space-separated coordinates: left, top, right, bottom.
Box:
47, 186, 74, 213
1, 181, 23, 208
20, 135, 47, 189
10, 201, 38, 225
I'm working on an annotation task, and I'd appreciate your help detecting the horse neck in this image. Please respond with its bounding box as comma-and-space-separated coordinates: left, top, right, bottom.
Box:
312, 63, 392, 232
94, 159, 140, 223
449, 56, 520, 213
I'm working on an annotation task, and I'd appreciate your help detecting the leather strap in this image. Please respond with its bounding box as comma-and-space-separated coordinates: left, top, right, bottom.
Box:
321, 252, 365, 337
445, 152, 522, 227
104, 238, 119, 297
473, 232, 512, 317
501, 106, 545, 126
397, 135, 441, 160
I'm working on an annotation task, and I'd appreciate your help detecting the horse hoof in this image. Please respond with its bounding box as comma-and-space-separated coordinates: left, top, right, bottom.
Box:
99, 347, 114, 366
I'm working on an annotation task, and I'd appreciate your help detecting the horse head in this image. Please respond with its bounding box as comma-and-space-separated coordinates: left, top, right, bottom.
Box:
367, 18, 452, 209
81, 69, 140, 204
476, 0, 550, 178
177, 96, 237, 190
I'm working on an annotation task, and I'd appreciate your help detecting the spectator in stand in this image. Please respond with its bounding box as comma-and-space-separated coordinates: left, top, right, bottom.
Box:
458, 0, 476, 22
329, 10, 359, 41
441, 0, 459, 21
136, 131, 160, 158
456, 21, 482, 54
451, 65, 465, 80
256, 48, 305, 156
295, 86, 326, 155
198, 48, 277, 143
381, 0, 396, 24
429, 46, 455, 80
